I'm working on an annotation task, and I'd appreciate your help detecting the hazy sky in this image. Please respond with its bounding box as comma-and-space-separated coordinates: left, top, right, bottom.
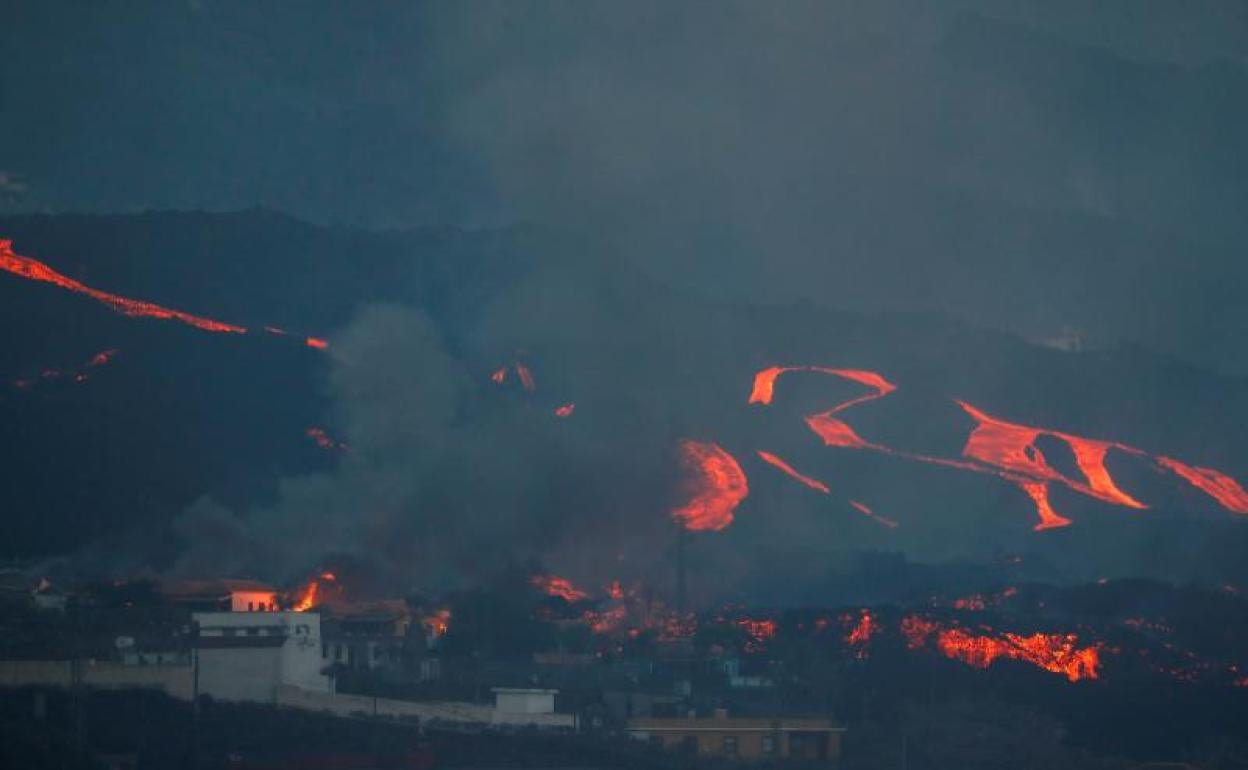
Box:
4, 1, 1247, 373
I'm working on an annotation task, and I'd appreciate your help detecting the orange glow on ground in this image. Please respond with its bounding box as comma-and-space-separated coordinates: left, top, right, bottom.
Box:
672, 440, 750, 531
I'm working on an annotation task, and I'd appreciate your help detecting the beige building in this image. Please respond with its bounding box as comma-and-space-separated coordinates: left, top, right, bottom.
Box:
628, 711, 844, 763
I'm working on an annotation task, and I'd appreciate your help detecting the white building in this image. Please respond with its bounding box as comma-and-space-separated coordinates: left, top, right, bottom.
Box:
192, 610, 333, 703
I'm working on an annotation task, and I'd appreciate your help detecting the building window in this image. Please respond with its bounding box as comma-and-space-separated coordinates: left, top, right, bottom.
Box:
761, 734, 776, 756
722, 736, 738, 758
248, 601, 255, 611
789, 733, 806, 757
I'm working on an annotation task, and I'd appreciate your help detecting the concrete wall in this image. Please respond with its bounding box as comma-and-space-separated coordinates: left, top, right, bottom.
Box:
276, 686, 576, 730
196, 646, 282, 703
0, 660, 193, 700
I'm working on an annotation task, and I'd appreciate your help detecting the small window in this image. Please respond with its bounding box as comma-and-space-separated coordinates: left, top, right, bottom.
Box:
761, 734, 776, 756
722, 736, 738, 758
248, 601, 255, 611
789, 733, 806, 757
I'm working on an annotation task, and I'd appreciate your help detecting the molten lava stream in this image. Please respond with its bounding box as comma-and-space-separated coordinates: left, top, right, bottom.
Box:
756, 450, 830, 493
672, 440, 749, 532
1156, 456, 1248, 514
1, 238, 247, 334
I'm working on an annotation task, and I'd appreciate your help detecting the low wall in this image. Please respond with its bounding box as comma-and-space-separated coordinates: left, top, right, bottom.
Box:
275, 686, 576, 729
0, 659, 193, 700
0, 660, 575, 731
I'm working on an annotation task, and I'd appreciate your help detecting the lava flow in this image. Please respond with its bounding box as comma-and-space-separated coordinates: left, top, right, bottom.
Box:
748, 363, 1248, 530
901, 615, 1102, 682
671, 440, 750, 532
531, 574, 589, 603
757, 450, 830, 493
1, 239, 246, 334
1155, 456, 1248, 513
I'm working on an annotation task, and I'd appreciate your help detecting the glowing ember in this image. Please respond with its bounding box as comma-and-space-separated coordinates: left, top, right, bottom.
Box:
490, 367, 507, 384
531, 574, 589, 603
1156, 456, 1248, 514
756, 450, 830, 493
306, 427, 348, 452
305, 337, 329, 350
555, 403, 575, 418
516, 363, 536, 392
671, 440, 750, 532
843, 609, 879, 657
850, 500, 899, 529
1, 238, 247, 334
11, 348, 121, 391
737, 617, 777, 652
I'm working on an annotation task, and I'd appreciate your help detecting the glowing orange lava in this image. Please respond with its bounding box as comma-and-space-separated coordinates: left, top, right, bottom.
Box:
531, 574, 589, 602
672, 440, 750, 532
1, 239, 248, 334
756, 450, 830, 493
850, 500, 899, 529
844, 609, 879, 656
1156, 456, 1248, 514
555, 403, 575, 418
901, 614, 1101, 682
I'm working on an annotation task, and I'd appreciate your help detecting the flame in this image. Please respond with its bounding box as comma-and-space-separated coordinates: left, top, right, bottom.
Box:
555, 403, 575, 418
756, 450, 830, 493
672, 440, 750, 532
305, 337, 329, 350
292, 581, 319, 612
1155, 456, 1248, 513
490, 367, 507, 384
319, 571, 336, 582
1, 239, 247, 334
531, 574, 589, 602
423, 608, 451, 637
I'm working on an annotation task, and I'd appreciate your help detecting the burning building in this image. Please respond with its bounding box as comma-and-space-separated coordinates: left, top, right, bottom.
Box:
192, 609, 333, 703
